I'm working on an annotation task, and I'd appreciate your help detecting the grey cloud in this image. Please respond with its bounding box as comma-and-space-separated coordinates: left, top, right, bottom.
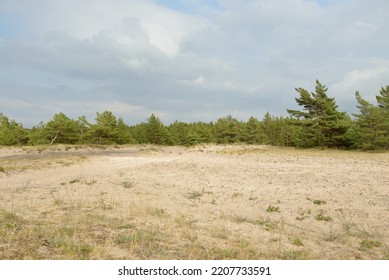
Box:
1, 0, 389, 127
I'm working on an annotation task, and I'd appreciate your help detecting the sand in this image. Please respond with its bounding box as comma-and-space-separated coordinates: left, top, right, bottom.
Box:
1, 144, 388, 259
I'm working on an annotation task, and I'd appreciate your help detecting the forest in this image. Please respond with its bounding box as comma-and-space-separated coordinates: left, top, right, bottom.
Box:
1, 80, 389, 150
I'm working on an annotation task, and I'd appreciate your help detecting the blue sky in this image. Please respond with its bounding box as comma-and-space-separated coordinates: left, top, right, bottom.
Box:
154, 0, 222, 13
1, 0, 389, 127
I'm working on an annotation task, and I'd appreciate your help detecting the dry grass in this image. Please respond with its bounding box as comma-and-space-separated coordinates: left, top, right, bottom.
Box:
1, 144, 388, 259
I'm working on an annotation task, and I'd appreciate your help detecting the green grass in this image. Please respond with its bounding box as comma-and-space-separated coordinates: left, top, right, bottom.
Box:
187, 190, 203, 199
147, 207, 167, 217
360, 240, 382, 251
279, 250, 309, 260
266, 205, 280, 213
52, 237, 93, 259
121, 181, 134, 189
314, 211, 333, 222
313, 200, 326, 206
1, 210, 20, 230
290, 237, 304, 247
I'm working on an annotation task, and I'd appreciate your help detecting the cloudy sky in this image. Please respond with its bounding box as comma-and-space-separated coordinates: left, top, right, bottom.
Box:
1, 0, 388, 126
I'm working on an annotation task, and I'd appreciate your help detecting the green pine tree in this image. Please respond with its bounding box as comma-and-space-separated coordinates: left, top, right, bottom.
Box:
89, 111, 118, 144
0, 113, 28, 146
44, 113, 79, 144
116, 117, 134, 144
245, 116, 262, 144
215, 115, 243, 144
146, 114, 172, 145
287, 80, 349, 147
353, 90, 389, 149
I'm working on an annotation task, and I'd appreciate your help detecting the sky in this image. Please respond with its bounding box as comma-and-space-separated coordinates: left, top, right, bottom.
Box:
1, 0, 389, 127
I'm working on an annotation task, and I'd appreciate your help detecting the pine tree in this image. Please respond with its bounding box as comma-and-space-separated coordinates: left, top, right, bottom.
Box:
0, 113, 28, 146
44, 113, 79, 144
287, 80, 349, 147
28, 121, 46, 145
168, 121, 190, 145
129, 123, 148, 144
245, 116, 262, 144
353, 91, 389, 149
116, 117, 134, 144
215, 115, 243, 144
146, 114, 172, 145
89, 111, 118, 144
376, 85, 389, 110
261, 112, 276, 145
376, 85, 389, 147
76, 116, 91, 144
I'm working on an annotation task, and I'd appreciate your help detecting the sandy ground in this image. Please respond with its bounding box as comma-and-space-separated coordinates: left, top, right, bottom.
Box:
1, 144, 389, 259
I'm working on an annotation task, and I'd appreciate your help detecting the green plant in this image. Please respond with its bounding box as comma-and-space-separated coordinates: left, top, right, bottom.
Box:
266, 205, 280, 213
175, 215, 197, 228
1, 210, 19, 230
232, 192, 242, 198
53, 237, 93, 259
119, 223, 135, 230
85, 179, 97, 186
320, 226, 340, 242
115, 234, 134, 245
314, 211, 333, 222
187, 190, 203, 199
57, 225, 75, 237
53, 198, 65, 206
313, 200, 326, 206
97, 197, 114, 210
147, 207, 167, 217
121, 181, 134, 189
279, 250, 309, 260
296, 208, 311, 221
290, 237, 304, 246
0, 166, 5, 173
360, 240, 382, 251
116, 229, 159, 245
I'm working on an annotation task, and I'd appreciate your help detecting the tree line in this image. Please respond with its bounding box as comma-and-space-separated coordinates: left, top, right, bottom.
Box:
1, 80, 389, 150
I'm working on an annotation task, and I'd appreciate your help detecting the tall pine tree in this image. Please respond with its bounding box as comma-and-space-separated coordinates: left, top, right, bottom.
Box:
353, 88, 389, 149
287, 80, 349, 147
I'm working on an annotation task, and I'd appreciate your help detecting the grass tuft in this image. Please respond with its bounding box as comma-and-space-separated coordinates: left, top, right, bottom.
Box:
186, 190, 203, 200
313, 200, 326, 206
290, 237, 304, 246
360, 240, 382, 251
121, 181, 134, 189
314, 210, 333, 222
266, 205, 280, 213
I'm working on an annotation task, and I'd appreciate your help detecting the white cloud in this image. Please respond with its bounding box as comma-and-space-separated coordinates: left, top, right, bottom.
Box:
332, 63, 389, 103
1, 0, 389, 125
2, 0, 204, 57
